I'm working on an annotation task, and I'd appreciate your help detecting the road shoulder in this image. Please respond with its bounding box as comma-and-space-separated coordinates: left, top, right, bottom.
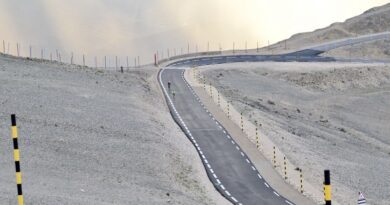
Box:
184, 68, 316, 205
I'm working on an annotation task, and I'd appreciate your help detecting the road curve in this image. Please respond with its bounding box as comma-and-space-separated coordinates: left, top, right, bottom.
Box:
164, 31, 390, 67
159, 68, 295, 205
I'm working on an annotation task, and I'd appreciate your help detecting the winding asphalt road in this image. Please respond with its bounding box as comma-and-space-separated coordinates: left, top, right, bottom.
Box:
159, 33, 390, 204
159, 69, 294, 205
165, 31, 390, 67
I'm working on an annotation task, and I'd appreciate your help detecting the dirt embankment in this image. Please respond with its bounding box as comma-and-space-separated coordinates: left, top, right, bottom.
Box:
202, 62, 390, 205
0, 54, 227, 205
260, 3, 390, 60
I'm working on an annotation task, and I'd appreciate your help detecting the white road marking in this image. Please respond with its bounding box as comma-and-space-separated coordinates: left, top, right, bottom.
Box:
285, 200, 294, 205
161, 69, 287, 205
231, 197, 238, 202
246, 159, 250, 163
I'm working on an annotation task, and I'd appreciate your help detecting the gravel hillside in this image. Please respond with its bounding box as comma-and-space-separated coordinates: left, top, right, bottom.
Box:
321, 39, 390, 60
261, 3, 390, 59
201, 62, 390, 205
0, 54, 227, 205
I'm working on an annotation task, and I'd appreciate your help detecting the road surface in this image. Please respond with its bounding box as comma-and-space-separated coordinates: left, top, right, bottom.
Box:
165, 31, 390, 67
158, 33, 390, 204
159, 69, 295, 205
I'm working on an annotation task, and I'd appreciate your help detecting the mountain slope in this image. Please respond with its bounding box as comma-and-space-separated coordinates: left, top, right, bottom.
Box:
264, 3, 390, 59
0, 54, 228, 205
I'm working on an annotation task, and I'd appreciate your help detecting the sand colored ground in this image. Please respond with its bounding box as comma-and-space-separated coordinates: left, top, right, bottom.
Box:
199, 62, 390, 205
0, 54, 228, 205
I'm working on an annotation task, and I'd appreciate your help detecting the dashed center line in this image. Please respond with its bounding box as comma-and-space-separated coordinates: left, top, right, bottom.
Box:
160, 69, 294, 205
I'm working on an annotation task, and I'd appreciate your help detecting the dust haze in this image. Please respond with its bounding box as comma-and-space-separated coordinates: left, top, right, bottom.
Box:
0, 0, 388, 65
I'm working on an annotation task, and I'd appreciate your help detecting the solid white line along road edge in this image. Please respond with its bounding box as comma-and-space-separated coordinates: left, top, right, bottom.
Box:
180, 69, 294, 205
158, 69, 241, 204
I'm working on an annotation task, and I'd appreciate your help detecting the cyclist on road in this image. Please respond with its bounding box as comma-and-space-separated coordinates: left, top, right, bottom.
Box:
172, 90, 176, 100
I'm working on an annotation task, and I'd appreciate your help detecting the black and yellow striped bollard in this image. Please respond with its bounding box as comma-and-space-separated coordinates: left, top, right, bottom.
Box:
273, 146, 276, 168
255, 121, 259, 149
217, 91, 220, 107
209, 83, 212, 98
227, 102, 230, 119
193, 68, 195, 79
240, 112, 243, 132
300, 169, 304, 193
11, 114, 24, 205
283, 156, 287, 180
324, 170, 331, 205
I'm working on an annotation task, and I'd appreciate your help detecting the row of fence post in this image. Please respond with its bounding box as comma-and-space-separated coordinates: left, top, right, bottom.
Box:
194, 68, 336, 204
2, 39, 291, 69
1, 41, 143, 69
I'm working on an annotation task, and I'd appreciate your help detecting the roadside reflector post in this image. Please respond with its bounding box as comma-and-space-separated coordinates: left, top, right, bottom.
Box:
11, 114, 24, 205
209, 82, 212, 98
227, 102, 230, 119
300, 169, 304, 193
324, 170, 332, 205
217, 91, 220, 107
273, 146, 276, 168
255, 120, 259, 149
284, 156, 287, 180
240, 112, 243, 132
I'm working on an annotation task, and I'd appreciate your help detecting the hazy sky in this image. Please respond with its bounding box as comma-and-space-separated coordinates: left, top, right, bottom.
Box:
0, 0, 388, 65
